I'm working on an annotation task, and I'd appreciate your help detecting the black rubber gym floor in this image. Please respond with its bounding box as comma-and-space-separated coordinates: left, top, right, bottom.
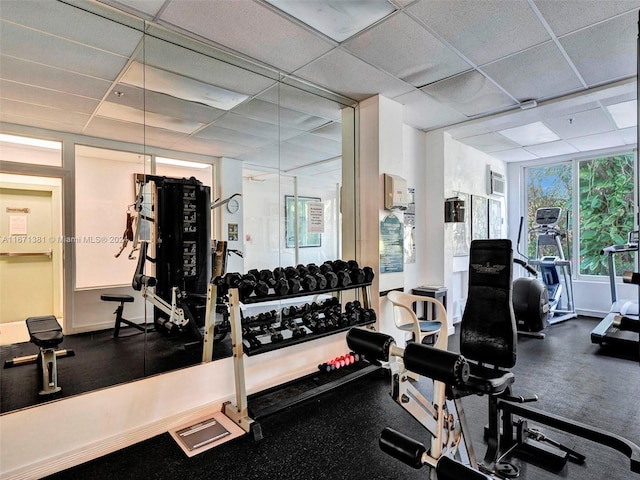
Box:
36, 318, 640, 479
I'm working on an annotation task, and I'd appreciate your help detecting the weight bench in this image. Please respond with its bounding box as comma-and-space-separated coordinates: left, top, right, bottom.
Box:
100, 294, 147, 338
4, 316, 74, 396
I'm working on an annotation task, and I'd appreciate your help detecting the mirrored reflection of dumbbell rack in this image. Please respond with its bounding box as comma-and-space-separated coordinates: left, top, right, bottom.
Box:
211, 260, 376, 441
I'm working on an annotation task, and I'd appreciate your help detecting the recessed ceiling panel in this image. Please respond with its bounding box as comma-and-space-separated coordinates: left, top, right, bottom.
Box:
498, 121, 559, 145
420, 70, 517, 117
2, 1, 143, 56
295, 49, 413, 101
606, 100, 638, 129
109, 84, 226, 125
264, 0, 396, 42
407, 0, 550, 66
344, 12, 471, 87
174, 136, 252, 158
619, 126, 637, 145
0, 80, 100, 115
524, 140, 579, 157
0, 56, 113, 100
160, 0, 334, 72
560, 12, 638, 86
237, 144, 280, 169
280, 141, 334, 164
0, 22, 128, 82
393, 90, 467, 130
533, 0, 640, 37
141, 37, 277, 97
482, 42, 583, 102
0, 113, 85, 135
121, 62, 249, 111
545, 108, 615, 139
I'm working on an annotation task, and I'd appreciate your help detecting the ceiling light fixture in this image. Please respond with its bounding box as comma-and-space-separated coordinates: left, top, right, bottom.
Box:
121, 62, 249, 111
155, 157, 211, 169
606, 100, 637, 129
497, 122, 560, 146
0, 133, 61, 150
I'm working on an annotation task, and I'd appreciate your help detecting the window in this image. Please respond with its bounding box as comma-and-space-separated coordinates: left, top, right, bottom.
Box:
578, 154, 635, 276
525, 163, 572, 259
525, 152, 635, 278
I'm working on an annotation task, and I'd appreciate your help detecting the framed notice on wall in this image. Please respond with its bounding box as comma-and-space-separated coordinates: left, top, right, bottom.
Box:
380, 214, 404, 273
471, 195, 488, 240
285, 195, 322, 248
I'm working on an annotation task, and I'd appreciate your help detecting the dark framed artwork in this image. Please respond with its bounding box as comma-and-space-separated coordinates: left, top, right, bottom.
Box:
471, 195, 488, 240
285, 195, 322, 248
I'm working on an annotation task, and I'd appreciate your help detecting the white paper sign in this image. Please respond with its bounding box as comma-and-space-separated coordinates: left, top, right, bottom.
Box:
9, 215, 28, 235
307, 202, 324, 233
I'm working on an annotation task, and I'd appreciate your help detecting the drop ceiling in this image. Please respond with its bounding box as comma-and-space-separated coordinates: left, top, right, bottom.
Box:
0, 0, 638, 172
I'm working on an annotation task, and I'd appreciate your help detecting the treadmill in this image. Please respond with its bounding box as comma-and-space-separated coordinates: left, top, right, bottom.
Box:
590, 231, 640, 347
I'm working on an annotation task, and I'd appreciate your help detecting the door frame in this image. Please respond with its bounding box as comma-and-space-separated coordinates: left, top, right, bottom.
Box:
0, 177, 64, 329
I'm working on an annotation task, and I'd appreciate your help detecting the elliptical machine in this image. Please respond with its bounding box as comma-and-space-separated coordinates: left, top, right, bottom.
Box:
513, 217, 550, 338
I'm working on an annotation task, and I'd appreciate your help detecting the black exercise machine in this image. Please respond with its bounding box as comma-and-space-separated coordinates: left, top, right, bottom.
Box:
349, 239, 640, 478
3, 315, 75, 396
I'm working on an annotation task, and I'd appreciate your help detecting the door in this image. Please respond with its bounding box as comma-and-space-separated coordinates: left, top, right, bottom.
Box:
0, 178, 63, 344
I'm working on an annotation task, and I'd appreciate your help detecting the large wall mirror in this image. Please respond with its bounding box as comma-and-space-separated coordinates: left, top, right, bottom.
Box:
0, 1, 356, 414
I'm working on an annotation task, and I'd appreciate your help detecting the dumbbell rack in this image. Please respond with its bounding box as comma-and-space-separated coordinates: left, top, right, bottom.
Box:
218, 280, 376, 441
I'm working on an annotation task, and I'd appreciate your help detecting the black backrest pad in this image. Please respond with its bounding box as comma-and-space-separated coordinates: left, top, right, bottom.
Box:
461, 239, 517, 368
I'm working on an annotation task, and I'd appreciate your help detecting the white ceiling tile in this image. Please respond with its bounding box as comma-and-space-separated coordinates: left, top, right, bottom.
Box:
211, 112, 302, 141
0, 113, 85, 135
560, 11, 638, 86
393, 90, 467, 130
0, 80, 99, 114
407, 0, 550, 66
285, 132, 342, 155
310, 122, 343, 142
459, 132, 520, 152
420, 70, 517, 117
0, 22, 129, 81
0, 56, 113, 99
96, 102, 205, 134
343, 12, 471, 87
606, 100, 637, 129
0, 98, 90, 129
141, 37, 277, 96
489, 148, 539, 162
533, 0, 640, 37
280, 142, 334, 164
295, 49, 413, 101
174, 136, 252, 157
566, 131, 626, 152
482, 41, 583, 101
619, 126, 637, 145
99, 0, 166, 17
524, 140, 579, 156
237, 144, 280, 169
545, 108, 615, 139
258, 83, 343, 121
2, 1, 143, 56
233, 98, 330, 131
447, 123, 493, 140
195, 125, 273, 148
160, 0, 334, 72
264, 0, 396, 42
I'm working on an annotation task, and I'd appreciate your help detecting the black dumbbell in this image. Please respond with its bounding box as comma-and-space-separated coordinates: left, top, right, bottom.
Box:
224, 272, 242, 288
313, 272, 328, 290
268, 327, 284, 343
259, 269, 277, 288
253, 279, 270, 298
238, 275, 256, 299
273, 277, 290, 296
273, 267, 286, 279
284, 266, 299, 279
363, 266, 375, 283
300, 274, 318, 292
324, 271, 339, 289
213, 275, 229, 296
347, 261, 366, 284
288, 277, 302, 294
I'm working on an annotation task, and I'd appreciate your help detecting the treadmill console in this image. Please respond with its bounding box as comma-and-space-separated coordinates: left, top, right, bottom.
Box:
535, 207, 562, 228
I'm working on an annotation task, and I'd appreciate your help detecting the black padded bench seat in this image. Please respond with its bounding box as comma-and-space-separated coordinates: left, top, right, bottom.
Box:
26, 315, 63, 349
100, 294, 134, 303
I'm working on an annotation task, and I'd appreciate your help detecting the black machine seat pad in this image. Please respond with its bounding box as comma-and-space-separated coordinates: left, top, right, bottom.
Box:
461, 362, 515, 396
26, 315, 63, 348
100, 294, 134, 303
